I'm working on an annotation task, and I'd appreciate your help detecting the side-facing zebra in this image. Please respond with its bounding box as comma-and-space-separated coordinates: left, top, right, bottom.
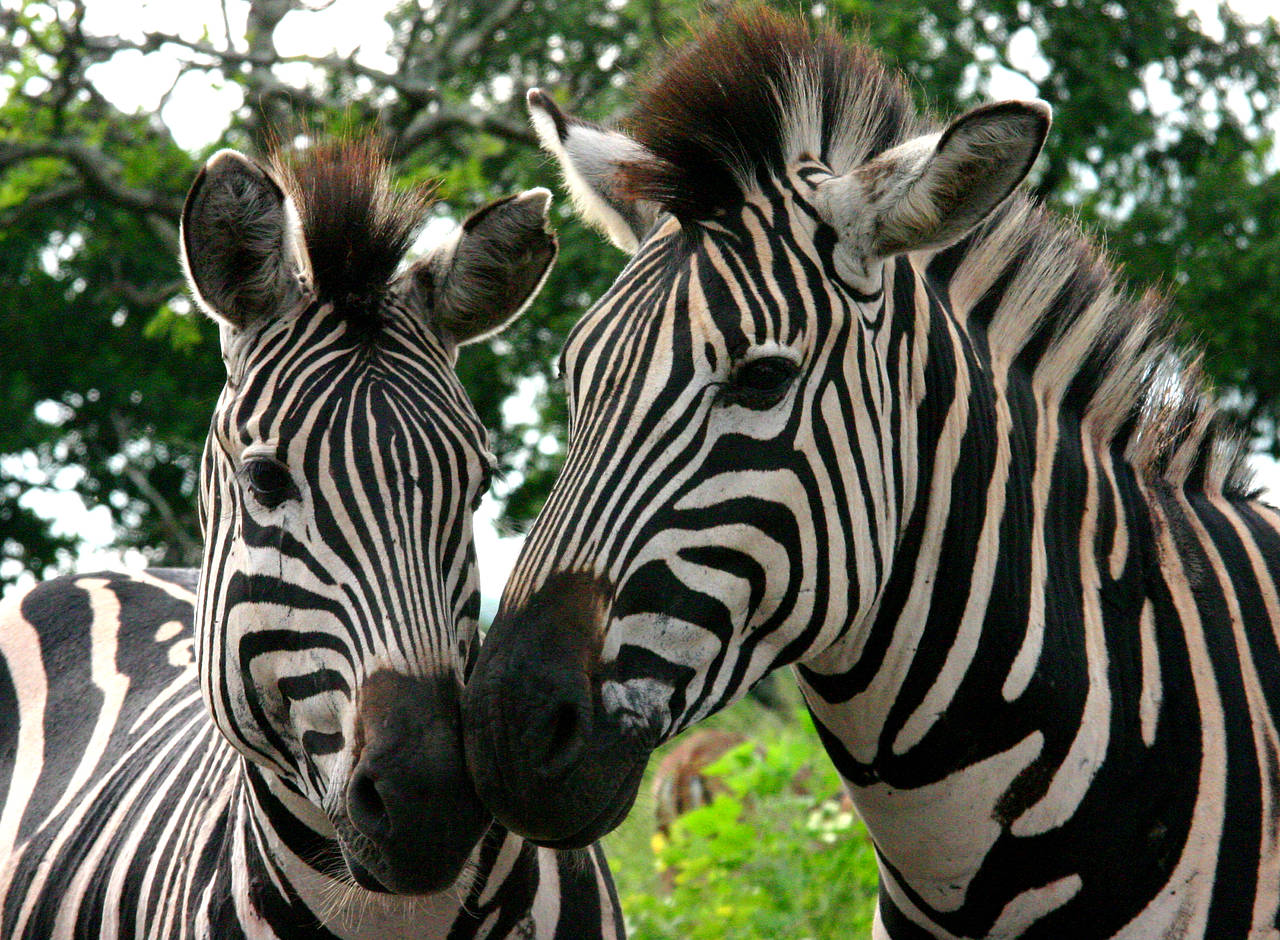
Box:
0, 140, 622, 938
463, 8, 1280, 939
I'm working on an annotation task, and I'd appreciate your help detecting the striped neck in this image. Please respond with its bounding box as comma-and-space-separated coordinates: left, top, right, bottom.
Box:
201, 760, 472, 937
793, 249, 1201, 933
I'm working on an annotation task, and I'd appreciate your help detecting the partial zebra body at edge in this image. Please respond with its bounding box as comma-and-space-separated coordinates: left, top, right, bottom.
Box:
0, 571, 621, 939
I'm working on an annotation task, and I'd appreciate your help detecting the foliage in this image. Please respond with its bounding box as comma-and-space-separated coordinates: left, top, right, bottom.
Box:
2, 0, 1280, 585
607, 706, 879, 940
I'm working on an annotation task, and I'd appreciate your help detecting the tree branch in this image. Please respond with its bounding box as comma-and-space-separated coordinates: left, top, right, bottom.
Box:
444, 0, 524, 66
97, 276, 187, 310
395, 103, 536, 154
79, 29, 440, 105
0, 181, 85, 226
109, 411, 202, 562
0, 140, 184, 222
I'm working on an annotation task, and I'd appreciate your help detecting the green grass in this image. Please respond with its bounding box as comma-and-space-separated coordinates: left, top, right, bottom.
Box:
602, 685, 880, 939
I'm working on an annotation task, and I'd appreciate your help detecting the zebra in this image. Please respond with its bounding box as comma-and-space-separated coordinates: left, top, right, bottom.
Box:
462, 8, 1280, 939
0, 140, 622, 938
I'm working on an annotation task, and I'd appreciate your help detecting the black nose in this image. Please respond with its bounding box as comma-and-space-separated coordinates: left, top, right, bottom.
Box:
346, 670, 490, 893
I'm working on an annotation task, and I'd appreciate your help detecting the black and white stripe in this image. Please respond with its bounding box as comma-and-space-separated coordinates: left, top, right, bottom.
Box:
1, 140, 623, 938
464, 10, 1279, 938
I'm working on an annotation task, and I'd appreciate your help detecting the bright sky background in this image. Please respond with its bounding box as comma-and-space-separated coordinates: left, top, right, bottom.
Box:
4, 0, 1280, 611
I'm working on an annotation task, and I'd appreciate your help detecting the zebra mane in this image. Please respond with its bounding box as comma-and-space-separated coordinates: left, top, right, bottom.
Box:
618, 6, 923, 218
269, 138, 435, 317
619, 5, 1254, 498
933, 194, 1255, 497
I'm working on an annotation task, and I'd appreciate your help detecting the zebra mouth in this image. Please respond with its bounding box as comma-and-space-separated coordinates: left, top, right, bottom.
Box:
335, 828, 481, 896
464, 678, 658, 849
523, 744, 651, 850
342, 850, 390, 893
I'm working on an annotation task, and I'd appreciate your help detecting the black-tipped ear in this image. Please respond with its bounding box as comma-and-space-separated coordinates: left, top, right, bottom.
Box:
411, 188, 558, 347
180, 149, 311, 330
526, 88, 659, 254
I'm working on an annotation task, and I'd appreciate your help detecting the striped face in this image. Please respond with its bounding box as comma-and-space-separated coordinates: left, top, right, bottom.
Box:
183, 145, 556, 892
538, 189, 903, 721
197, 297, 492, 882
463, 67, 1048, 846
467, 184, 896, 846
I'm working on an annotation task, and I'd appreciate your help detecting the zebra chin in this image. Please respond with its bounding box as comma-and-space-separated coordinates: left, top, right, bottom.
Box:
462, 699, 652, 850
335, 833, 475, 895
330, 669, 493, 895
462, 572, 659, 848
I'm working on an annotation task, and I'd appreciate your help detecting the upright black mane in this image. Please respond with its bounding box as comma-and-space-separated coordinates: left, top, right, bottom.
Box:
619, 6, 921, 221
269, 138, 434, 315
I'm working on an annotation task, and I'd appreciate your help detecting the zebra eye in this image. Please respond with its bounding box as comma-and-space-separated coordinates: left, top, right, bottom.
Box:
243, 457, 295, 508
726, 355, 799, 406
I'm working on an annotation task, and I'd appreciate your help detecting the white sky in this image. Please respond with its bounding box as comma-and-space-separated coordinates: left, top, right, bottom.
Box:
4, 0, 1280, 607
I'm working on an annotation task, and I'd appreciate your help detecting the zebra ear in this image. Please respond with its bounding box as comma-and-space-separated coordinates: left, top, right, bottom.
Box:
817, 100, 1051, 265
181, 149, 311, 331
411, 188, 559, 347
526, 89, 659, 254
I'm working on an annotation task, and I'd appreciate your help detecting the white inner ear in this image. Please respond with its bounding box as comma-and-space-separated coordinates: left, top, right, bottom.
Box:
814, 135, 939, 278
530, 111, 654, 254
815, 101, 1049, 266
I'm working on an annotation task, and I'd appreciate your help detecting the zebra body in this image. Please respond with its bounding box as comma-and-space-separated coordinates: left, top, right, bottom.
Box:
1, 142, 622, 938
2, 569, 616, 938
463, 10, 1280, 938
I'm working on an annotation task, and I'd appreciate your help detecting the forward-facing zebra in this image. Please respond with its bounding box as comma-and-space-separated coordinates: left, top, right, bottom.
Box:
0, 140, 622, 938
463, 9, 1280, 938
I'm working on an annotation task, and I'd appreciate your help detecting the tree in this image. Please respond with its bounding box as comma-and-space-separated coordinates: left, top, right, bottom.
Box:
0, 0, 655, 586
1, 0, 1278, 588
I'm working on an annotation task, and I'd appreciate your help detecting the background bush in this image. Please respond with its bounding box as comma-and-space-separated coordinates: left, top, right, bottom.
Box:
606, 696, 880, 938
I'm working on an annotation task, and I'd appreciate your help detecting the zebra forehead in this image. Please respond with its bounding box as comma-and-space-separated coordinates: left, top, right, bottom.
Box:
218, 334, 484, 466
617, 6, 924, 221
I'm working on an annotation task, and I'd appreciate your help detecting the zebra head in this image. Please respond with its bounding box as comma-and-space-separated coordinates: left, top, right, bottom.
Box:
464, 10, 1049, 847
181, 141, 556, 892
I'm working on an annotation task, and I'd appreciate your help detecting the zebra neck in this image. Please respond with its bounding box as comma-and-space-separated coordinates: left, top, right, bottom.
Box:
795, 258, 1173, 928
221, 761, 468, 937
805, 249, 1160, 743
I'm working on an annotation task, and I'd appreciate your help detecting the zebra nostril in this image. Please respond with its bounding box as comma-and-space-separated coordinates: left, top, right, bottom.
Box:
530, 695, 589, 779
347, 768, 392, 842
549, 702, 579, 755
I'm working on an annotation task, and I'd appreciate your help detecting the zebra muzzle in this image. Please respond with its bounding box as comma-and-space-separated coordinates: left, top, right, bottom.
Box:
341, 669, 490, 894
462, 572, 652, 848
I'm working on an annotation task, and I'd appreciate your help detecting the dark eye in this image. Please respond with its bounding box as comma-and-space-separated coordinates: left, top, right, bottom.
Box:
726, 355, 799, 407
243, 457, 295, 508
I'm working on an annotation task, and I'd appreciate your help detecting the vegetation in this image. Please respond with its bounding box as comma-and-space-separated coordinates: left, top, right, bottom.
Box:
606, 699, 880, 939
